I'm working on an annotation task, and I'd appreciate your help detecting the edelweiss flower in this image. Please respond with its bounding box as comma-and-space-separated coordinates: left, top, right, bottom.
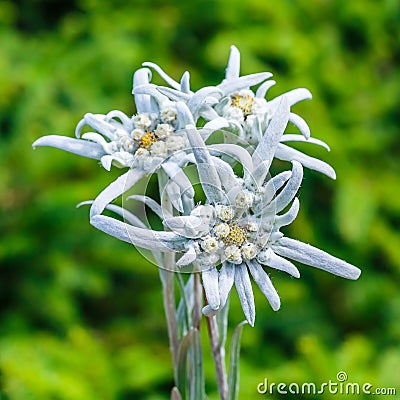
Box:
179, 101, 360, 325
89, 99, 360, 326
33, 68, 187, 171
33, 68, 219, 214
134, 45, 336, 179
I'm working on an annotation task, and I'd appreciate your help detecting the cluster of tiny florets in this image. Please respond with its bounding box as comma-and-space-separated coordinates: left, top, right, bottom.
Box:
222, 90, 270, 123
102, 106, 190, 169
217, 89, 273, 144
230, 91, 255, 116
130, 108, 187, 159
194, 198, 265, 266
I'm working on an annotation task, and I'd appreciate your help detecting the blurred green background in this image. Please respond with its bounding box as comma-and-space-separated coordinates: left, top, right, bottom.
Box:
1, 0, 399, 398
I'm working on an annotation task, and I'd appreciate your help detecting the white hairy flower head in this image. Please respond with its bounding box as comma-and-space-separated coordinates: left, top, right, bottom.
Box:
155, 123, 174, 139
224, 245, 242, 264
201, 235, 219, 254
133, 113, 153, 129
150, 141, 168, 157
241, 242, 257, 260
230, 89, 255, 116
216, 205, 235, 221
160, 106, 178, 124
135, 147, 150, 158
214, 223, 230, 239
131, 128, 146, 141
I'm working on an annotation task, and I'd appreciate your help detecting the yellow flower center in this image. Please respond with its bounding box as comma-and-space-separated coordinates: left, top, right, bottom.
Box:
139, 131, 156, 148
223, 223, 247, 247
231, 93, 254, 116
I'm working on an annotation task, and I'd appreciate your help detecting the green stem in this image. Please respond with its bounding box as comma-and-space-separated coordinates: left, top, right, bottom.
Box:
158, 170, 179, 382
159, 267, 179, 382
206, 315, 228, 400
193, 273, 202, 331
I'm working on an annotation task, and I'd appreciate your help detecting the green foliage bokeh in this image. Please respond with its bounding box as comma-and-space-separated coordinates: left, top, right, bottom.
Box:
0, 0, 399, 398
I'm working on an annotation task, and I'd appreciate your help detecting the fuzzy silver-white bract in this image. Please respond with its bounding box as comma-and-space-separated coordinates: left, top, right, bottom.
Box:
135, 45, 336, 179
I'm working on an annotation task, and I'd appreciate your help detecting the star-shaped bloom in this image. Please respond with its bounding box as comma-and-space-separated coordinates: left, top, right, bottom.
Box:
134, 45, 336, 179
33, 68, 226, 214
89, 99, 360, 326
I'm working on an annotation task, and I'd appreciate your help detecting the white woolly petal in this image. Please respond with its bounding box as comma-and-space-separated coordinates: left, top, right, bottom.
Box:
199, 106, 221, 122
76, 113, 120, 140
91, 215, 186, 251
247, 260, 281, 311
185, 126, 224, 204
81, 132, 110, 148
289, 112, 310, 139
275, 197, 300, 227
175, 101, 196, 128
128, 194, 173, 220
165, 180, 184, 213
218, 72, 273, 95
187, 87, 223, 120
202, 305, 219, 317
219, 263, 235, 308
270, 161, 303, 214
270, 88, 312, 107
32, 135, 105, 160
208, 144, 254, 175
157, 86, 191, 103
90, 169, 144, 218
106, 110, 133, 131
257, 248, 300, 278
163, 215, 209, 238
252, 97, 290, 184
133, 84, 170, 107
161, 162, 195, 198
202, 267, 220, 310
103, 204, 147, 228
262, 171, 292, 206
142, 61, 182, 90
256, 80, 276, 98
234, 264, 255, 326
133, 68, 152, 113
176, 245, 197, 267
202, 117, 230, 133
280, 134, 331, 151
211, 157, 241, 192
180, 71, 191, 93
272, 237, 361, 280
225, 45, 241, 80
100, 155, 114, 171
275, 143, 336, 179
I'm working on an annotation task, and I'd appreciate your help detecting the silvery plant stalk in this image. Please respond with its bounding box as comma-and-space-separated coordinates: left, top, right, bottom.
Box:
33, 46, 361, 400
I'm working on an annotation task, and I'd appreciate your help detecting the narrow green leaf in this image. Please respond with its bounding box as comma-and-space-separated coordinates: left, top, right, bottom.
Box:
177, 328, 194, 398
176, 274, 194, 339
171, 387, 183, 400
177, 328, 205, 400
189, 328, 205, 400
228, 321, 248, 400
